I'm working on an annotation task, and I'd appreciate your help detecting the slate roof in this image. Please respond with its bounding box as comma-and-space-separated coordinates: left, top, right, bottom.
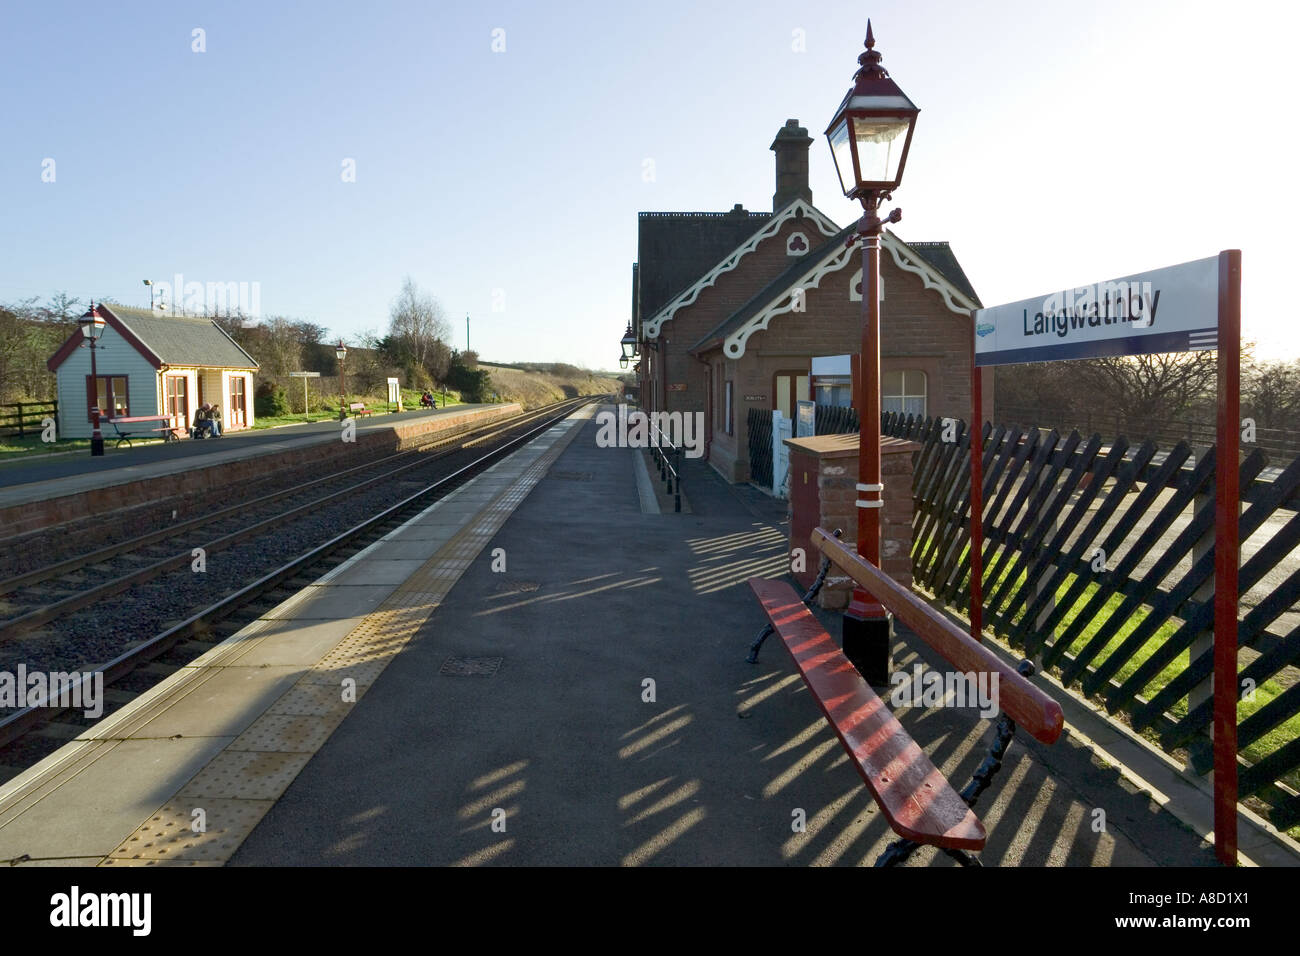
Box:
635, 205, 771, 327
896, 240, 982, 307
102, 304, 259, 369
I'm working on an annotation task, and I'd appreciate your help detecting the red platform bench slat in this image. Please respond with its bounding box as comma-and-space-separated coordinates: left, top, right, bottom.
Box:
748, 577, 986, 851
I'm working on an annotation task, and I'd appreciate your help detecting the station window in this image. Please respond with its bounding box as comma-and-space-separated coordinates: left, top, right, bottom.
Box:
87, 375, 129, 420
815, 378, 853, 408
883, 370, 926, 417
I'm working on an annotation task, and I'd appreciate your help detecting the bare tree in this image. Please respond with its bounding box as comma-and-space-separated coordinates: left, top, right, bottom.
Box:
388, 277, 451, 379
1244, 359, 1300, 431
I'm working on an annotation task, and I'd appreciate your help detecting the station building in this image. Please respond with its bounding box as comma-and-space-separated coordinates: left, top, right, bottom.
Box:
46, 303, 259, 439
632, 118, 993, 483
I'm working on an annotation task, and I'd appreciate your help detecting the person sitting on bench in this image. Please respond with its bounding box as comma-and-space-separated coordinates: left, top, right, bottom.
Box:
192, 404, 214, 439
209, 403, 223, 437
420, 390, 434, 408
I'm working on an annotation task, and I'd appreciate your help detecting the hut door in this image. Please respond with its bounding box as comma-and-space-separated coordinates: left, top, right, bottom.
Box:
165, 375, 189, 430
229, 377, 247, 427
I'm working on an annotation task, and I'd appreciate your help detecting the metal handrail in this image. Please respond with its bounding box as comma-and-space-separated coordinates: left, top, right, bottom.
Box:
648, 420, 682, 513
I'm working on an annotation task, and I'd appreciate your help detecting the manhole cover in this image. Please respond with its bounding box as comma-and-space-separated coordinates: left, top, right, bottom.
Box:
440, 656, 504, 677
549, 470, 594, 481
493, 580, 541, 594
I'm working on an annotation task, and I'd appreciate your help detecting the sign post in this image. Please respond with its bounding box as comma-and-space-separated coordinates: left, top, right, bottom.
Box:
288, 371, 320, 421
387, 377, 401, 413
972, 252, 1241, 865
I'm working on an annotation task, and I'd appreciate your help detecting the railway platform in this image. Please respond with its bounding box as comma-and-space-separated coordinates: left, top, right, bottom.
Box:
0, 403, 1289, 866
0, 403, 519, 539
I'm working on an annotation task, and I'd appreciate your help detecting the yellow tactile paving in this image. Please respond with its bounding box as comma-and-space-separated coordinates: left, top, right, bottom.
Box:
96, 408, 594, 866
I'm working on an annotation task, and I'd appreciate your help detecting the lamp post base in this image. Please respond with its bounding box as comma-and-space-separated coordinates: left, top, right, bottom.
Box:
90, 436, 104, 457
843, 607, 893, 686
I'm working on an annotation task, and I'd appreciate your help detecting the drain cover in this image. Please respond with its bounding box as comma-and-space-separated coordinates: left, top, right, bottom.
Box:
549, 470, 594, 481
440, 656, 504, 677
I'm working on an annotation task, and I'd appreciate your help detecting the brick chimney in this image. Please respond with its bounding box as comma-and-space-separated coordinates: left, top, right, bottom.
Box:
771, 118, 813, 210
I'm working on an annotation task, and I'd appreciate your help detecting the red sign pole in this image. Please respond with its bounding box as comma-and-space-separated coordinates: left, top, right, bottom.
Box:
970, 329, 984, 641
1213, 249, 1242, 866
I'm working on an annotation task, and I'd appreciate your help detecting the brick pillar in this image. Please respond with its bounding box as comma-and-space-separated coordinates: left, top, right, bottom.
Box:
785, 433, 918, 610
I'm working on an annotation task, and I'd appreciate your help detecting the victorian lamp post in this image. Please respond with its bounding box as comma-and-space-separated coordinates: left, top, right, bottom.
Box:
335, 341, 348, 421
825, 21, 919, 683
78, 303, 107, 457
620, 323, 638, 372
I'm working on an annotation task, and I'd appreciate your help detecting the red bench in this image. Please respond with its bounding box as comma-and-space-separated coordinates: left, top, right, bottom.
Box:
750, 579, 984, 850
348, 402, 374, 418
747, 525, 1064, 866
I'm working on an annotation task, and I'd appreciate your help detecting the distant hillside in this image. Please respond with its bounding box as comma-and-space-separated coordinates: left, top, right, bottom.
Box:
480, 362, 620, 408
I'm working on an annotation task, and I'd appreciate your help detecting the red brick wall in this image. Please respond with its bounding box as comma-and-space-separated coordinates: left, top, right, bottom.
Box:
788, 440, 917, 610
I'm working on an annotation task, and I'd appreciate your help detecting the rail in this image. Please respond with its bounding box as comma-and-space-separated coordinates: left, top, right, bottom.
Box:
0, 398, 593, 748
648, 419, 682, 513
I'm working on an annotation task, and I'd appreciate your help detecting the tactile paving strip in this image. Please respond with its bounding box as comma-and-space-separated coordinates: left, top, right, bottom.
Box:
100, 409, 594, 867
105, 799, 276, 863
176, 751, 313, 801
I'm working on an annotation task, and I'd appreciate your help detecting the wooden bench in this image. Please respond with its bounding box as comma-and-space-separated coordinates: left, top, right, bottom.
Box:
348, 402, 374, 418
747, 525, 1064, 866
105, 415, 182, 447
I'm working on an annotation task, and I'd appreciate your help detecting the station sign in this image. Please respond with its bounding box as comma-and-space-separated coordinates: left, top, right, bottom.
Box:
974, 255, 1219, 367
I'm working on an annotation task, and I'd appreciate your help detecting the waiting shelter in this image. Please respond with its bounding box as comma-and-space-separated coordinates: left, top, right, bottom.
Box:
47, 303, 259, 440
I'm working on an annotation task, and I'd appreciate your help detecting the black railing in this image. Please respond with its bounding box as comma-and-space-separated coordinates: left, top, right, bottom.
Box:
649, 420, 681, 513
747, 407, 772, 488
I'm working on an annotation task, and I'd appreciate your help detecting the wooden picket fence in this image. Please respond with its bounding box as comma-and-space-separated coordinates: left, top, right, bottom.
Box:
812, 407, 1300, 833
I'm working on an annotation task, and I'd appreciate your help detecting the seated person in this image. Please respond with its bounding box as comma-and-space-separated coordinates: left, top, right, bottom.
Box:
209, 404, 223, 437
420, 391, 434, 408
192, 404, 214, 438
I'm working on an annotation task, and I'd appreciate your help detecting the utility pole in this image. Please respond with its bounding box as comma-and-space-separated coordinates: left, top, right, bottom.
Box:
466, 313, 470, 354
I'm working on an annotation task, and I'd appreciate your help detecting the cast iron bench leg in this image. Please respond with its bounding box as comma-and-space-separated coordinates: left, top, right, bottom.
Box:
747, 529, 842, 664
874, 659, 1036, 867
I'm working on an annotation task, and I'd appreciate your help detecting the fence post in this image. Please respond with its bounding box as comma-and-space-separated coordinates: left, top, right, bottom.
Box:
15, 401, 23, 439
1188, 443, 1216, 767
1030, 432, 1057, 666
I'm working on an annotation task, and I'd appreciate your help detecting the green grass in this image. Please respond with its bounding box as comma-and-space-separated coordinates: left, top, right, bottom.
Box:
913, 532, 1300, 833
252, 388, 469, 429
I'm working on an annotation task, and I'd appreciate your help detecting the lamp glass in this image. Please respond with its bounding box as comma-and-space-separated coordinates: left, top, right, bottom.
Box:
619, 356, 629, 370
335, 345, 348, 361
828, 117, 856, 196
851, 115, 911, 186
79, 312, 106, 341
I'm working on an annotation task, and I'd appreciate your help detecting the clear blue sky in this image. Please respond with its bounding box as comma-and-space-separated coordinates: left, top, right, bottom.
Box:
2, 0, 1296, 370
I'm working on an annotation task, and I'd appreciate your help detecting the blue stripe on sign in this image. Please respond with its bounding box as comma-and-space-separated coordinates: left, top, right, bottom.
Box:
975, 328, 1219, 367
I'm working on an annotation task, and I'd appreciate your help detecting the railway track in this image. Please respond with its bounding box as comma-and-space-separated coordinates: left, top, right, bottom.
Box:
0, 397, 598, 780
0, 399, 583, 641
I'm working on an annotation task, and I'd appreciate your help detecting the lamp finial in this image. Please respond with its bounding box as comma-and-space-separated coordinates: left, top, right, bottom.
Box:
856, 20, 888, 80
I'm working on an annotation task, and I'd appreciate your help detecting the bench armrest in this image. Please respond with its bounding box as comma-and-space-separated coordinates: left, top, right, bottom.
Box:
812, 528, 1064, 744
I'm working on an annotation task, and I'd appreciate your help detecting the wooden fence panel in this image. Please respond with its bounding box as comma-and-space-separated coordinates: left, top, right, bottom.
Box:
866, 404, 1300, 835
